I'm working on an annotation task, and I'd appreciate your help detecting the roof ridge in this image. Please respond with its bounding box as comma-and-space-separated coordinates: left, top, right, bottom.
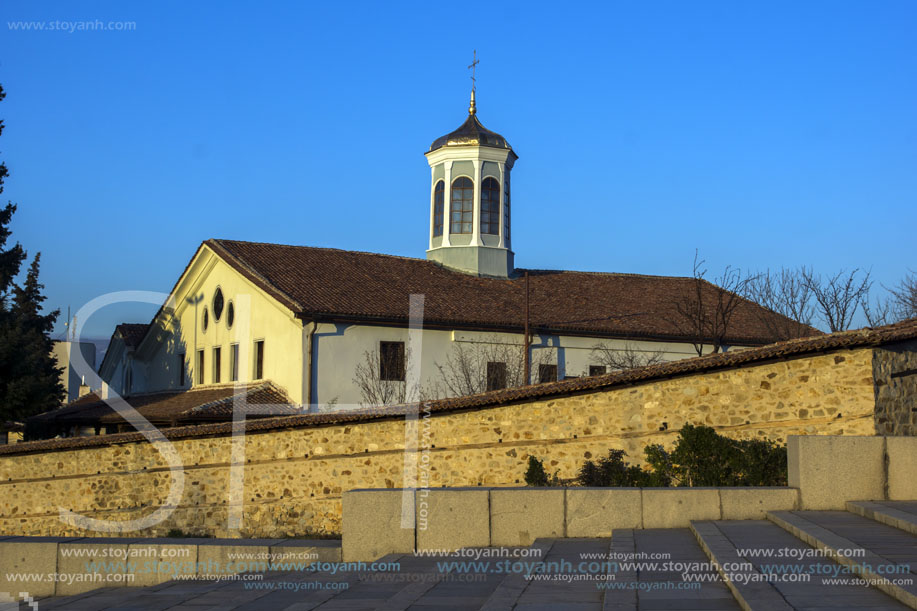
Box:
211, 239, 433, 265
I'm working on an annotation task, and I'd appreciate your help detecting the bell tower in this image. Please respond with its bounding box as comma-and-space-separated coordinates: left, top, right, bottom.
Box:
425, 65, 517, 278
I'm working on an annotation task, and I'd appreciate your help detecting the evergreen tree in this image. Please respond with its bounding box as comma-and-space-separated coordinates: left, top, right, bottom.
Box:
0, 83, 64, 423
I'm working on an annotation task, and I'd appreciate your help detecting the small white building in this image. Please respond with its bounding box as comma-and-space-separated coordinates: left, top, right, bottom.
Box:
51, 340, 97, 403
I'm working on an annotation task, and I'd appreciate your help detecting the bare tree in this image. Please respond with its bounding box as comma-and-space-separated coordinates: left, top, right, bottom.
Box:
589, 342, 665, 371
671, 251, 753, 356
888, 271, 917, 321
433, 337, 553, 397
863, 295, 895, 328
743, 267, 816, 340
801, 268, 871, 332
353, 347, 408, 407
862, 271, 917, 327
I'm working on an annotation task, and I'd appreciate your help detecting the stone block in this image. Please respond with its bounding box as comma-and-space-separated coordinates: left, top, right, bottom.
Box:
56, 538, 137, 596
197, 540, 270, 577
0, 537, 73, 598
887, 436, 917, 500
719, 487, 799, 520
788, 435, 885, 509
416, 488, 490, 552
125, 540, 199, 587
642, 488, 720, 528
565, 488, 642, 537
490, 488, 564, 547
342, 489, 414, 562
268, 539, 341, 569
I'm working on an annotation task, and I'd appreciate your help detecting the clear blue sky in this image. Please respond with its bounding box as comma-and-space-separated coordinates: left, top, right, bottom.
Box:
2, 1, 915, 338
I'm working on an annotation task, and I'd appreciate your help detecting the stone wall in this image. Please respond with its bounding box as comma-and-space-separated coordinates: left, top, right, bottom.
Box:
0, 347, 883, 538
873, 339, 917, 435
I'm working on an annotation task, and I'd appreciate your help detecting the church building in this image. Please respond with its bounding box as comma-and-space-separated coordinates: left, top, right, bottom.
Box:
32, 90, 812, 435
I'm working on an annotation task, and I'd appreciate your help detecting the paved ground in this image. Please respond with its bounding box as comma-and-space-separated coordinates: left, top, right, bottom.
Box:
29, 507, 917, 610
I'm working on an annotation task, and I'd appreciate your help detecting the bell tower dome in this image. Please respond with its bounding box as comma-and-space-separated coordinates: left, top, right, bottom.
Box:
424, 88, 517, 278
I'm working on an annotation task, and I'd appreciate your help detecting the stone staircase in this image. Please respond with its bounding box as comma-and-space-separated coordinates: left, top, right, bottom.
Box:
28, 502, 917, 610
690, 500, 917, 611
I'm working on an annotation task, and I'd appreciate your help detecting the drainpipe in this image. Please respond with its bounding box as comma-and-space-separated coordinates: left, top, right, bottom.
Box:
303, 320, 317, 410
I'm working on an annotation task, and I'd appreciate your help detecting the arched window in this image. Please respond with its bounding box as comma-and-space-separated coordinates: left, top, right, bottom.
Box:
504, 178, 511, 241
433, 180, 445, 237
450, 177, 473, 234
481, 177, 500, 235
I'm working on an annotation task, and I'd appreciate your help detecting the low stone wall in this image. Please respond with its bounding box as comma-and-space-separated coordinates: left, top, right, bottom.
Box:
0, 347, 888, 538
342, 486, 801, 561
343, 435, 917, 561
0, 536, 340, 598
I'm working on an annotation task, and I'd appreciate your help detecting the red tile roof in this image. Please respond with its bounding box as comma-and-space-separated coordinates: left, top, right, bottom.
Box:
115, 323, 151, 349
206, 239, 816, 345
27, 382, 296, 427
6, 318, 915, 457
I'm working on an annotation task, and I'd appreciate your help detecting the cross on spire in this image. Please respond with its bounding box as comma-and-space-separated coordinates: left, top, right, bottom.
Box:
468, 50, 479, 115
468, 50, 479, 91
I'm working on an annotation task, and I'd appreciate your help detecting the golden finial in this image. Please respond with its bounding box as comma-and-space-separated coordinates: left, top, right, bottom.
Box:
468, 50, 479, 115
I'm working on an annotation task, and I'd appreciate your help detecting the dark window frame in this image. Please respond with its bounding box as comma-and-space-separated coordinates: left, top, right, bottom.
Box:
213, 346, 222, 384
481, 177, 500, 235
379, 341, 406, 382
433, 180, 445, 237
450, 176, 474, 234
196, 349, 205, 385
589, 365, 607, 377
486, 361, 507, 391
538, 363, 558, 384
254, 340, 265, 380
178, 352, 186, 386
213, 287, 224, 321
230, 343, 239, 382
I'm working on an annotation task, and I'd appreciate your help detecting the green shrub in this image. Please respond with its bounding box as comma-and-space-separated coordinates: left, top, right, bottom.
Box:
524, 455, 549, 486
578, 449, 655, 487
527, 424, 787, 488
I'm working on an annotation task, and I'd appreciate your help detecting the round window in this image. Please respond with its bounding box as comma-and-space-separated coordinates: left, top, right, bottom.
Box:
202, 307, 209, 332
213, 288, 224, 321
227, 301, 235, 329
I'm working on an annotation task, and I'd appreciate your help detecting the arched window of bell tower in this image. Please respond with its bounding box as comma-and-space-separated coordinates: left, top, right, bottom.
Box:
481, 177, 500, 235
433, 180, 445, 237
450, 176, 474, 234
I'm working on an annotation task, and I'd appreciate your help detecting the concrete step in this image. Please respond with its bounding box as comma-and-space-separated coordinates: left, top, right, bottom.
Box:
601, 528, 742, 611
692, 519, 909, 610
480, 538, 555, 610
768, 510, 917, 609
691, 521, 794, 611
848, 501, 917, 536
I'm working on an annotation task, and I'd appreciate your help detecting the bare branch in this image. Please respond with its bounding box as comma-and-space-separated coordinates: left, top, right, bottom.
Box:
352, 348, 407, 407
802, 268, 871, 332
670, 251, 754, 355
888, 271, 917, 321
589, 342, 665, 371
743, 267, 816, 340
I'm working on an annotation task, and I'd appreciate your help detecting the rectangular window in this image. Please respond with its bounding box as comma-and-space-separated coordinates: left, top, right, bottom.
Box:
538, 364, 557, 384
379, 341, 405, 381
486, 361, 507, 392
230, 343, 239, 382
178, 353, 185, 386
213, 347, 222, 384
196, 350, 205, 385
589, 365, 607, 377
254, 340, 265, 380
0, 432, 8, 445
